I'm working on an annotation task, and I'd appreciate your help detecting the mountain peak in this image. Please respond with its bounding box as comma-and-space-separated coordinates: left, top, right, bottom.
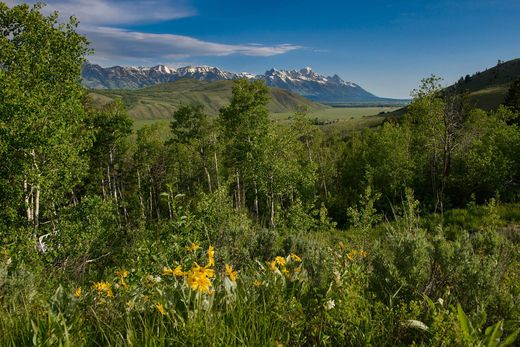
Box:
300, 66, 313, 74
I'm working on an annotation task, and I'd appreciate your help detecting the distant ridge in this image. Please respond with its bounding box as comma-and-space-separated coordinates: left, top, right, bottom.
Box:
82, 62, 406, 104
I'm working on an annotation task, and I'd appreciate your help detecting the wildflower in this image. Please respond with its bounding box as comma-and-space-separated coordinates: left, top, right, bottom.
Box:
254, 280, 263, 287
269, 260, 278, 272
74, 287, 82, 298
174, 265, 187, 276
186, 262, 214, 293
187, 243, 200, 252
115, 269, 129, 289
347, 250, 357, 261
93, 281, 113, 298
115, 269, 129, 278
163, 266, 175, 276
164, 265, 186, 277
192, 262, 215, 278
359, 250, 367, 257
324, 299, 335, 311
225, 264, 238, 281
275, 256, 286, 266
208, 245, 215, 266
281, 267, 289, 275
187, 271, 212, 293
155, 302, 166, 316
290, 253, 302, 262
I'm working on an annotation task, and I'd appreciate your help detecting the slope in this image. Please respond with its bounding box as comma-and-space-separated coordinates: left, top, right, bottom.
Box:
385, 58, 520, 118
450, 58, 520, 110
90, 79, 326, 120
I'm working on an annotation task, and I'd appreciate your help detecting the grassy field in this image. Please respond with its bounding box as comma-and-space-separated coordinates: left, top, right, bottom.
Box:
271, 106, 399, 122
132, 106, 399, 133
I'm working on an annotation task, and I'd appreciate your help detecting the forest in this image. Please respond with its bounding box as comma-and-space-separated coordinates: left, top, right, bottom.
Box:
1, 3, 520, 346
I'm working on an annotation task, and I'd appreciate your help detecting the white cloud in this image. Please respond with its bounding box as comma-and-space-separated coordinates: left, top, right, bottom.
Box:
7, 0, 196, 25
6, 1, 303, 64
84, 26, 302, 64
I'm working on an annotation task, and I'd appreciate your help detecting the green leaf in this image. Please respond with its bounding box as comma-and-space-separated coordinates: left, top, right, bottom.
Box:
500, 328, 520, 347
401, 319, 429, 332
485, 321, 503, 347
457, 303, 473, 339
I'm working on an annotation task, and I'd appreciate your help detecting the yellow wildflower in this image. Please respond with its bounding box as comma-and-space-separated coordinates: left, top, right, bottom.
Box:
208, 245, 215, 266
269, 260, 278, 272
163, 265, 187, 277
186, 262, 214, 293
93, 281, 113, 298
281, 267, 289, 275
254, 280, 263, 287
163, 266, 175, 276
115, 269, 129, 278
359, 250, 367, 257
225, 264, 238, 281
347, 250, 357, 261
155, 302, 166, 316
187, 272, 212, 293
187, 243, 200, 252
192, 262, 215, 278
290, 253, 302, 262
275, 256, 286, 266
74, 287, 82, 298
174, 265, 187, 276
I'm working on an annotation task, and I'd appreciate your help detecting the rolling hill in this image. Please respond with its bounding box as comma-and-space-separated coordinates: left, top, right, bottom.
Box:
89, 78, 327, 119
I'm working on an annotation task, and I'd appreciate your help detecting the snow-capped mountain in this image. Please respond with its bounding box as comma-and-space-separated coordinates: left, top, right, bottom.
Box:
82, 63, 380, 102
82, 63, 235, 89
259, 67, 377, 102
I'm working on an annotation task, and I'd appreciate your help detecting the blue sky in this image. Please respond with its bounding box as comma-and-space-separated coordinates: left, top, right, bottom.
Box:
7, 0, 520, 98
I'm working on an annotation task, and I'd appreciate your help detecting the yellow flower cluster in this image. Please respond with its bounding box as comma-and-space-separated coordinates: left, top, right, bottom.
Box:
164, 245, 219, 294
74, 287, 82, 298
163, 265, 187, 277
225, 264, 238, 282
346, 249, 367, 261
269, 253, 302, 276
93, 281, 113, 299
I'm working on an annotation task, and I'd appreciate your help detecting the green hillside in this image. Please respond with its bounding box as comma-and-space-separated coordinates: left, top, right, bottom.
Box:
90, 79, 326, 119
385, 58, 520, 118
454, 58, 520, 110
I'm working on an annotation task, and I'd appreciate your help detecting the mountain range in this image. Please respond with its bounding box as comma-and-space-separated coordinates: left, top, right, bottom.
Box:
82, 63, 406, 104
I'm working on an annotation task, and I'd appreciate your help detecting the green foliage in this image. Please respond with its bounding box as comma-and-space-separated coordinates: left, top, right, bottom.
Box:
0, 2, 92, 229
504, 77, 520, 117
